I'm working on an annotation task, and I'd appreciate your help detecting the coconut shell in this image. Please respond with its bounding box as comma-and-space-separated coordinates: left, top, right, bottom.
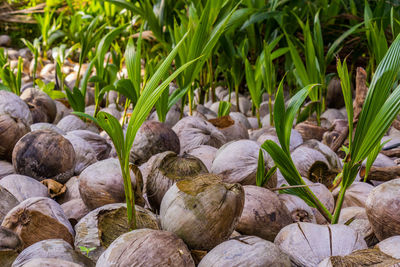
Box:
0, 91, 32, 161
211, 140, 277, 187
376, 236, 400, 259
79, 158, 143, 210
129, 121, 180, 165
230, 112, 252, 129
332, 182, 373, 208
61, 198, 89, 227
256, 128, 303, 151
0, 186, 19, 224
20, 88, 57, 123
66, 130, 111, 160
0, 226, 22, 267
160, 174, 244, 250
56, 176, 80, 204
274, 222, 367, 267
18, 258, 82, 267
0, 174, 48, 202
236, 186, 292, 241
172, 116, 226, 153
318, 249, 400, 267
97, 229, 195, 267
208, 115, 249, 142
198, 235, 291, 267
0, 161, 15, 179
64, 133, 97, 175
279, 194, 317, 223
145, 151, 208, 211
366, 178, 400, 240
12, 130, 76, 183
186, 145, 218, 172
321, 108, 346, 124
56, 115, 99, 133
30, 122, 65, 135
1, 197, 74, 249
149, 104, 182, 128
74, 203, 159, 261
53, 100, 71, 124
12, 239, 94, 267
303, 178, 334, 224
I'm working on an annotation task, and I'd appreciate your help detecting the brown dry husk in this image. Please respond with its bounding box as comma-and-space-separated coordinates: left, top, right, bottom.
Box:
208, 115, 249, 142
20, 87, 57, 123
375, 236, 400, 259
0, 161, 14, 179
278, 194, 316, 223
0, 186, 19, 224
0, 174, 48, 202
0, 226, 22, 267
67, 130, 111, 160
64, 133, 98, 175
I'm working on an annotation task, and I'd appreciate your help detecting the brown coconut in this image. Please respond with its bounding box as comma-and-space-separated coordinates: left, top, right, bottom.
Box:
12, 130, 75, 183
211, 140, 277, 187
74, 203, 159, 261
279, 194, 317, 223
20, 88, 57, 123
236, 185, 292, 241
97, 229, 195, 267
1, 197, 74, 248
0, 226, 22, 267
78, 158, 143, 210
56, 176, 80, 204
160, 174, 244, 250
129, 121, 180, 165
376, 236, 400, 259
274, 222, 367, 267
53, 100, 71, 124
291, 140, 342, 188
0, 186, 19, 224
0, 174, 48, 202
12, 239, 94, 267
332, 182, 374, 208
186, 145, 218, 172
303, 178, 335, 224
0, 91, 32, 161
0, 161, 14, 179
18, 258, 82, 267
30, 122, 65, 135
61, 198, 90, 227
198, 235, 291, 267
366, 178, 400, 240
172, 116, 226, 152
145, 151, 208, 211
208, 115, 249, 142
67, 130, 111, 160
149, 104, 182, 128
56, 115, 99, 133
64, 133, 97, 175
256, 128, 303, 151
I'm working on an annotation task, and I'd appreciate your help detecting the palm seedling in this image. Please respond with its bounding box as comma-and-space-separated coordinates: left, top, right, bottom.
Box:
217, 101, 232, 118
21, 38, 40, 83
0, 49, 23, 96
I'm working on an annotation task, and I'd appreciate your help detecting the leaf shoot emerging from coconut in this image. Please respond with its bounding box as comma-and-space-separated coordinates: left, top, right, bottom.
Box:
218, 101, 231, 118
256, 148, 277, 188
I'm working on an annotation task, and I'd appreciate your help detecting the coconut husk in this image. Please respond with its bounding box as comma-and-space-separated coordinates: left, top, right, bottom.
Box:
97, 229, 195, 267
64, 133, 98, 175
318, 249, 400, 267
129, 121, 180, 165
160, 174, 244, 250
67, 130, 111, 160
0, 174, 48, 202
0, 226, 22, 267
61, 198, 89, 227
302, 179, 334, 224
74, 203, 159, 261
186, 145, 218, 172
1, 197, 74, 249
12, 239, 95, 267
55, 176, 79, 204
321, 109, 346, 124
295, 121, 328, 141
236, 186, 292, 241
256, 127, 303, 151
172, 116, 226, 153
19, 258, 83, 267
53, 100, 71, 124
198, 235, 291, 267
0, 186, 19, 224
322, 119, 348, 148
30, 122, 65, 135
333, 182, 373, 208
274, 222, 367, 267
376, 236, 400, 259
20, 88, 57, 123
79, 158, 144, 210
41, 179, 66, 198
366, 178, 400, 240
279, 194, 317, 223
211, 140, 277, 187
326, 77, 345, 109
12, 130, 76, 183
0, 161, 14, 179
56, 115, 99, 133
208, 115, 249, 142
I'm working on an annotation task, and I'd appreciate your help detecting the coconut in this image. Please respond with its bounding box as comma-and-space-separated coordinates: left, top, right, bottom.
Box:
30, 122, 65, 135
149, 104, 182, 128
0, 161, 15, 179
326, 76, 345, 109
321, 109, 346, 124
376, 236, 400, 259
256, 128, 303, 151
160, 174, 244, 250
208, 115, 249, 142
0, 186, 19, 224
332, 182, 373, 208
100, 106, 121, 121
20, 88, 57, 123
18, 258, 83, 267
318, 249, 400, 267
74, 203, 159, 261
56, 176, 80, 204
0, 91, 32, 161
196, 104, 217, 119
145, 151, 208, 211
1, 197, 74, 248
275, 222, 367, 266
198, 235, 291, 267
53, 101, 70, 124
0, 35, 11, 46
129, 121, 180, 165
172, 116, 226, 152
230, 112, 252, 129
66, 130, 111, 160
56, 115, 99, 133
79, 158, 143, 210
278, 194, 317, 223
64, 133, 97, 175
291, 140, 342, 187
247, 117, 259, 129
236, 185, 292, 241
61, 198, 89, 226
302, 178, 334, 224
12, 130, 75, 183
0, 226, 22, 267
12, 239, 94, 267
96, 229, 195, 267
211, 140, 277, 187
0, 174, 48, 202
186, 145, 218, 172
366, 178, 400, 241
107, 90, 126, 106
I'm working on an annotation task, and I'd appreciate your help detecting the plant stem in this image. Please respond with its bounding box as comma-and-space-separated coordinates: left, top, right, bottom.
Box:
331, 186, 346, 224
268, 95, 273, 126
256, 108, 261, 128
305, 186, 332, 223
235, 84, 240, 112
188, 88, 193, 116
75, 64, 82, 88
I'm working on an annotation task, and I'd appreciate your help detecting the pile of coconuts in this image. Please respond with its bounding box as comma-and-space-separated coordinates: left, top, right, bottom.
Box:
1, 54, 400, 267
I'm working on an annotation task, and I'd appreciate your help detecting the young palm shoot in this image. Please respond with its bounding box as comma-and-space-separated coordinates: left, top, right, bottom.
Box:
245, 58, 263, 128
0, 49, 23, 96
21, 38, 40, 83
217, 101, 231, 118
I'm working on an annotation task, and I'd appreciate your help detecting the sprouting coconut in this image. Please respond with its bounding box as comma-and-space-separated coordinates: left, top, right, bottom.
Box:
1, 197, 74, 249
53, 100, 71, 124
129, 121, 180, 165
256, 127, 303, 151
0, 226, 22, 267
160, 174, 244, 250
20, 87, 57, 123
74, 203, 159, 261
198, 235, 291, 267
12, 129, 76, 183
96, 229, 195, 267
0, 91, 32, 161
0, 174, 48, 202
145, 151, 208, 211
236, 185, 292, 241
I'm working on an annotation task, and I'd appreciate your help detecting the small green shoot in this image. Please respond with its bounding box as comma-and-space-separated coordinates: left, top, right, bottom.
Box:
79, 246, 96, 257
218, 101, 231, 118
